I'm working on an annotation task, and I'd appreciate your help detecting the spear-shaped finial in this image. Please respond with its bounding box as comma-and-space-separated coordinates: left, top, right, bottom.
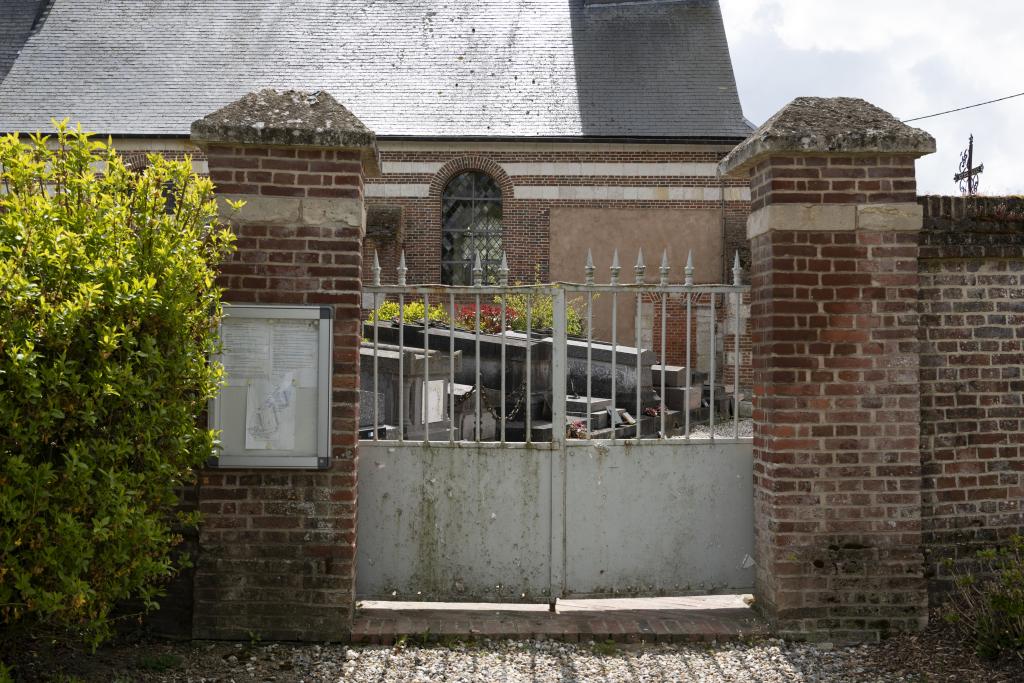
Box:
610, 249, 621, 285
498, 251, 509, 286
584, 249, 595, 285
684, 249, 694, 286
472, 251, 483, 286
634, 248, 646, 285
372, 250, 381, 287
659, 250, 670, 286
397, 250, 408, 286
732, 251, 742, 287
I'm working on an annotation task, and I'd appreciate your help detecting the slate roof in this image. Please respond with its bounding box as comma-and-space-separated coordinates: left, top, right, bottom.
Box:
0, 0, 48, 84
0, 0, 751, 140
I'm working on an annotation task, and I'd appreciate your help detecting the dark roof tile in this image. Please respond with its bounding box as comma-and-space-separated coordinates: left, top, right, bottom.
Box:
0, 0, 751, 139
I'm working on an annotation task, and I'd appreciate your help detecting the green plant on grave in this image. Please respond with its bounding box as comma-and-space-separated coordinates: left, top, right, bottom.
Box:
942, 534, 1024, 661
500, 265, 588, 336
367, 300, 450, 325
0, 121, 236, 653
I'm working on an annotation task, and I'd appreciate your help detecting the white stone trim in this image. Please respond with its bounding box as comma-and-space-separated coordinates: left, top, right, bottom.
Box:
364, 183, 431, 198
856, 203, 925, 231
381, 161, 446, 174
746, 203, 923, 239
500, 162, 719, 177
378, 140, 739, 154
514, 185, 750, 202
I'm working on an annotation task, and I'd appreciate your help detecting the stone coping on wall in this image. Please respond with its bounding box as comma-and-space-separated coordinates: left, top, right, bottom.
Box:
191, 88, 381, 176
719, 97, 935, 178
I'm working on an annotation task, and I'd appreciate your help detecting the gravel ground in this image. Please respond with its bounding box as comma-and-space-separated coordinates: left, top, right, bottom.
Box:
677, 418, 754, 439
8, 617, 1023, 683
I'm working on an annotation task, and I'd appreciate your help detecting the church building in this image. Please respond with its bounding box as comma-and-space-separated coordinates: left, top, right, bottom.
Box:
0, 0, 752, 354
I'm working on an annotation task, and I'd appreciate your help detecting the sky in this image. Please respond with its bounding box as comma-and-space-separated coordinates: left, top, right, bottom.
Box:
719, 0, 1024, 196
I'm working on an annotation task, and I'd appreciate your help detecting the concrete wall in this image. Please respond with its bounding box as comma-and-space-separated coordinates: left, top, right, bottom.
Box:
563, 441, 755, 596
356, 441, 754, 602
356, 443, 553, 602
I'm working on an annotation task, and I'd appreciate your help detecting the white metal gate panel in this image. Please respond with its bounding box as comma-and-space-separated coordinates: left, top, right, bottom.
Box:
356, 248, 753, 602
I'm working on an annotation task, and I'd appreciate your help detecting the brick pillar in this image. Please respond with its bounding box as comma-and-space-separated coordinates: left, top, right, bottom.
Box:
188, 90, 379, 641
720, 97, 936, 642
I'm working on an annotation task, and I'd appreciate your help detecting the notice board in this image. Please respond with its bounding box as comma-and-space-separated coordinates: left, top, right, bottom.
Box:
210, 304, 333, 469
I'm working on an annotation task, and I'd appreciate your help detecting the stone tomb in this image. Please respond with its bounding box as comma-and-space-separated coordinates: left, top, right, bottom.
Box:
366, 320, 693, 440
358, 343, 462, 440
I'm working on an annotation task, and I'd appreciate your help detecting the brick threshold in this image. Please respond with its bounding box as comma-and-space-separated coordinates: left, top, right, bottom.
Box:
351, 595, 769, 645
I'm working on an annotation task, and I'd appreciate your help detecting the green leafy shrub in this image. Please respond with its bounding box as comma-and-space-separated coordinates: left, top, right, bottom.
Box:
501, 290, 586, 337
943, 534, 1024, 661
367, 300, 449, 325
0, 122, 236, 650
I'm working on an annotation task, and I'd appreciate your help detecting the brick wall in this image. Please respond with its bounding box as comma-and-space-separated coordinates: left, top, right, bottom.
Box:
749, 226, 925, 639
363, 145, 750, 286
750, 155, 917, 210
191, 143, 367, 641
918, 195, 1024, 593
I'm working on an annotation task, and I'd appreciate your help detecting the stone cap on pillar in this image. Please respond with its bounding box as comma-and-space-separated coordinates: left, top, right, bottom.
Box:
718, 97, 935, 178
191, 88, 380, 176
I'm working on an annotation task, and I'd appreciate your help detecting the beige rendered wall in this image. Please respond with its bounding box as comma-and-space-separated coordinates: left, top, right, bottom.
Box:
549, 207, 723, 343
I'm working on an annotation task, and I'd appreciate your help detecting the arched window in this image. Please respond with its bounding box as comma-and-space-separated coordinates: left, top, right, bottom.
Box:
441, 171, 503, 285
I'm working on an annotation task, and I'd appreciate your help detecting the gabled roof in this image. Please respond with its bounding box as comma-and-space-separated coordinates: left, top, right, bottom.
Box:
0, 0, 751, 140
0, 0, 48, 84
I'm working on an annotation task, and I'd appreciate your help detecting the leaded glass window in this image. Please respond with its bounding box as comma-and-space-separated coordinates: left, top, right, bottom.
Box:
441, 171, 503, 285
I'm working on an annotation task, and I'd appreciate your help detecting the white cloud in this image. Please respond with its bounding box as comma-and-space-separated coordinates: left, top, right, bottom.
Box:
720, 0, 1024, 195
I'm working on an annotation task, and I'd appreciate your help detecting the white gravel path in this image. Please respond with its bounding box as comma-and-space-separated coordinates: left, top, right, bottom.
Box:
301, 639, 911, 683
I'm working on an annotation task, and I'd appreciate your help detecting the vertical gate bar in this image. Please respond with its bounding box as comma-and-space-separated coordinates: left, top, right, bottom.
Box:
684, 250, 693, 439
610, 250, 620, 440
550, 287, 567, 604
610, 292, 617, 440
635, 291, 642, 443
660, 294, 667, 438
398, 291, 405, 443
372, 251, 381, 440
372, 291, 379, 440
586, 291, 593, 437
423, 292, 430, 444
634, 250, 644, 442
449, 292, 455, 443
585, 250, 594, 439
735, 288, 741, 440
526, 296, 532, 442
474, 252, 482, 442
659, 251, 669, 438
552, 288, 567, 440
499, 253, 509, 444
709, 292, 716, 439
397, 252, 407, 443
475, 293, 481, 442
734, 252, 742, 440
500, 293, 507, 444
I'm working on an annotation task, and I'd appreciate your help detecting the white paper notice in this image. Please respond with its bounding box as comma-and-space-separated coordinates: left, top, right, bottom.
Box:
271, 321, 319, 388
245, 371, 296, 450
221, 320, 271, 386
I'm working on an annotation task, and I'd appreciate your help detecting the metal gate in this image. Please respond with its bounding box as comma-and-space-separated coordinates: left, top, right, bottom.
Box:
356, 250, 754, 603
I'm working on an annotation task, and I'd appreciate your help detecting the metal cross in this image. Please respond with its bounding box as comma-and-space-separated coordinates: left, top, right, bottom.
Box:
953, 134, 984, 195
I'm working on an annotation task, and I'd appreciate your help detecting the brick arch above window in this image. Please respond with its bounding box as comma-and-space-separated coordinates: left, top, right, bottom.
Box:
429, 156, 515, 200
